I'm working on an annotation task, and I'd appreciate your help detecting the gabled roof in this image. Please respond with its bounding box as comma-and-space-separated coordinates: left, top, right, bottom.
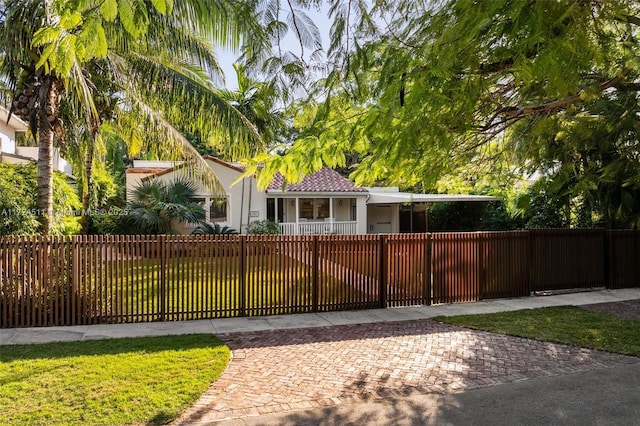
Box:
203, 155, 245, 173
128, 157, 365, 194
132, 155, 245, 182
267, 167, 367, 193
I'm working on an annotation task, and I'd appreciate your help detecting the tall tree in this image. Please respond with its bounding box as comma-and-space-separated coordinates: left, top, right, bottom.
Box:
248, 1, 640, 202
1, 0, 266, 234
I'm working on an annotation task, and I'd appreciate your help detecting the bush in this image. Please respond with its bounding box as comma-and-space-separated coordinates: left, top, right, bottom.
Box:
0, 163, 81, 235
246, 220, 280, 235
191, 222, 239, 235
428, 201, 522, 232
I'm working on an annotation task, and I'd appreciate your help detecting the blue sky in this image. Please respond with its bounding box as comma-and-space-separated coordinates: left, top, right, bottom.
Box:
216, 4, 331, 89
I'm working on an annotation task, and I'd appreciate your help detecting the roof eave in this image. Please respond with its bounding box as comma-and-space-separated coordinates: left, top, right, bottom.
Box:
266, 190, 368, 196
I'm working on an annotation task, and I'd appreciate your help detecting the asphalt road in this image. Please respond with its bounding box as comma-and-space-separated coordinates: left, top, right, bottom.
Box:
221, 362, 640, 426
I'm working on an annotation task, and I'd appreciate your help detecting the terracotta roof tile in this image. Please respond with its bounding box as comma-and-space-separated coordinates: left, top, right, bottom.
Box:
267, 168, 367, 193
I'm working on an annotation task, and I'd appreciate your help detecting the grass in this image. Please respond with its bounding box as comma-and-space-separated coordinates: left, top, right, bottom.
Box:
435, 306, 640, 357
0, 334, 230, 425
103, 254, 372, 319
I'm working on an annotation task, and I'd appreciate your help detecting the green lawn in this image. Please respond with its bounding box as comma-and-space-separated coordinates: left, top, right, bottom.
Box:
96, 253, 373, 320
0, 334, 230, 425
435, 306, 640, 357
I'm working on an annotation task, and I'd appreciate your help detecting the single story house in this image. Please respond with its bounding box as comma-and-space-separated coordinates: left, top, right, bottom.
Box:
125, 156, 498, 235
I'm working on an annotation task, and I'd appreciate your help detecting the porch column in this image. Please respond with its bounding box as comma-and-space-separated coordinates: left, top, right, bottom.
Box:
329, 197, 334, 233
274, 197, 279, 223
295, 198, 300, 235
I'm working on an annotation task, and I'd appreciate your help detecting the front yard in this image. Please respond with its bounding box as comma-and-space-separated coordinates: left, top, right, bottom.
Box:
3, 303, 639, 426
0, 334, 230, 425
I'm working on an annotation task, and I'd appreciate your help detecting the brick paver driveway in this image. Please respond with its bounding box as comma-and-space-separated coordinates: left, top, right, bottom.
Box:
177, 319, 639, 424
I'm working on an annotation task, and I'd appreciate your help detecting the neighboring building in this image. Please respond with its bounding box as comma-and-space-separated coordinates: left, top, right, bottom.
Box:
0, 106, 73, 176
126, 156, 498, 235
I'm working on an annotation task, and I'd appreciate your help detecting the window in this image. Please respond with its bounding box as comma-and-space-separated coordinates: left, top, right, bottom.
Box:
209, 197, 227, 222
266, 198, 284, 222
193, 197, 205, 206
299, 198, 329, 220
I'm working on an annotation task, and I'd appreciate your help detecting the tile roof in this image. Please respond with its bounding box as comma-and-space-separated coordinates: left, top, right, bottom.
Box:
267, 168, 367, 193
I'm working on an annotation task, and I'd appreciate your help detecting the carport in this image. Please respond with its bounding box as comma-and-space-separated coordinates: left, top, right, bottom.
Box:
366, 191, 500, 233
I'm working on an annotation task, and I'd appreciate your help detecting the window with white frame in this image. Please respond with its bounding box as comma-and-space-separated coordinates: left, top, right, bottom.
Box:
193, 197, 228, 222
209, 197, 227, 222
299, 198, 329, 220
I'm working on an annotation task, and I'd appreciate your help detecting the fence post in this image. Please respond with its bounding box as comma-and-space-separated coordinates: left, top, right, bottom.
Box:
527, 230, 534, 295
312, 236, 319, 312
378, 234, 387, 309
240, 236, 246, 317
603, 230, 611, 289
631, 230, 640, 287
158, 235, 166, 321
424, 234, 431, 306
478, 233, 485, 301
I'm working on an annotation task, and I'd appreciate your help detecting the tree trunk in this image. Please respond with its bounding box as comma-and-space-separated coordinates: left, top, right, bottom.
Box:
36, 76, 62, 234
80, 146, 94, 234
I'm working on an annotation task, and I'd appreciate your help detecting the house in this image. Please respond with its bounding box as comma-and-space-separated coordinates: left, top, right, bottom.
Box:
0, 106, 74, 176
126, 156, 498, 234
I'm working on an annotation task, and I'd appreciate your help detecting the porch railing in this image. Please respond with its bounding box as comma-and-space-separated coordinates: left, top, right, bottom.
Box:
278, 221, 358, 235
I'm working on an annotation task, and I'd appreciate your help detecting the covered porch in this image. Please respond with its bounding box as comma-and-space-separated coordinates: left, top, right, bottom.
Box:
267, 196, 365, 235
265, 168, 369, 235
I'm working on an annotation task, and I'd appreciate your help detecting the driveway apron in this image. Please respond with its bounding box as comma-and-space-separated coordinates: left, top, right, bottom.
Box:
176, 319, 639, 424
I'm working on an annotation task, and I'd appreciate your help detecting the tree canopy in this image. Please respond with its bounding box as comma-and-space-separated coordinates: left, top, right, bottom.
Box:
0, 0, 269, 233
248, 0, 640, 226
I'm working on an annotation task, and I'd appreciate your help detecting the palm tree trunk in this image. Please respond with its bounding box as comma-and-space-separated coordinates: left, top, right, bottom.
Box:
36, 127, 54, 233
36, 76, 62, 234
80, 146, 94, 234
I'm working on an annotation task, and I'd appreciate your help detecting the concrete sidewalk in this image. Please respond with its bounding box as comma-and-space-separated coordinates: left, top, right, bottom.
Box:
2, 287, 640, 346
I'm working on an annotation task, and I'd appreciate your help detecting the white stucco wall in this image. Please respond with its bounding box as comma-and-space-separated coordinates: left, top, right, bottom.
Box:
204, 158, 267, 234
0, 107, 26, 157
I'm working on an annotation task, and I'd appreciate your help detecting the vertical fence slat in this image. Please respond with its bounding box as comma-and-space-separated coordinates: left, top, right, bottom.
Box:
3, 230, 640, 328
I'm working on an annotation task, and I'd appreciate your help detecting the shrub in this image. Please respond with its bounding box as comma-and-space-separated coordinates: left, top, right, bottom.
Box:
191, 222, 239, 235
246, 219, 280, 235
0, 163, 81, 235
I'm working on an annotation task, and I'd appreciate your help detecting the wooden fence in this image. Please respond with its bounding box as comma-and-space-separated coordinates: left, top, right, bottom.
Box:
1, 230, 639, 328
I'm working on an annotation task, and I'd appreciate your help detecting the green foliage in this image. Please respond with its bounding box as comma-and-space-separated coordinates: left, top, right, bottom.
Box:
124, 178, 205, 234
512, 91, 640, 229
247, 219, 281, 235
33, 0, 172, 77
87, 208, 128, 235
428, 201, 522, 232
249, 0, 640, 230
191, 222, 239, 235
516, 181, 570, 229
89, 166, 120, 210
53, 172, 82, 235
0, 164, 39, 234
0, 164, 80, 235
1, 0, 269, 234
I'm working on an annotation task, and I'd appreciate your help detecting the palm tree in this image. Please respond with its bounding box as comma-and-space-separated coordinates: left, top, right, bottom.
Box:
125, 178, 205, 234
0, 1, 68, 233
0, 1, 268, 234
216, 64, 285, 152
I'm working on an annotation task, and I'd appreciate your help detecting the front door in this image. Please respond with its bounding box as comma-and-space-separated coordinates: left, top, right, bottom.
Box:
368, 205, 392, 233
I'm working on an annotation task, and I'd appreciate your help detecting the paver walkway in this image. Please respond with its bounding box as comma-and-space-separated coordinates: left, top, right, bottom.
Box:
176, 318, 640, 424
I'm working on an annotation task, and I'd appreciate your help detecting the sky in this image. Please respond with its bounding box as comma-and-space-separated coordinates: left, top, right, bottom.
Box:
216, 4, 332, 90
